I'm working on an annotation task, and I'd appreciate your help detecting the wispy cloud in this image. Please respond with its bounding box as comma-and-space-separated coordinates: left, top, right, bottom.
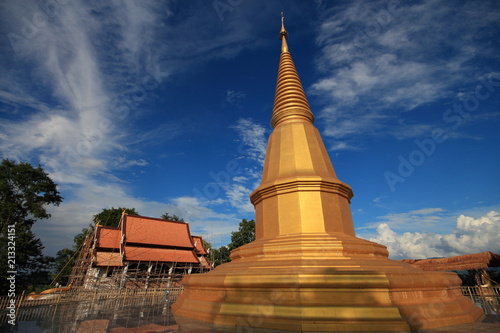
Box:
224, 184, 254, 213
358, 207, 446, 231
0, 1, 267, 255
116, 157, 148, 168
232, 118, 267, 166
311, 0, 500, 149
187, 117, 267, 216
226, 90, 246, 108
218, 118, 268, 213
0, 0, 264, 178
1, 0, 144, 183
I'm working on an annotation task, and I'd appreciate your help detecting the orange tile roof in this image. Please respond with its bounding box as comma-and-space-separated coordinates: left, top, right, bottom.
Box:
400, 251, 500, 271
124, 246, 199, 264
95, 252, 124, 266
191, 236, 208, 255
96, 226, 121, 249
124, 215, 195, 248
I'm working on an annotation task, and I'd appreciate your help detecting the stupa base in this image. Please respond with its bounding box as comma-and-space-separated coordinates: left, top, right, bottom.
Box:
172, 234, 484, 332
173, 315, 490, 333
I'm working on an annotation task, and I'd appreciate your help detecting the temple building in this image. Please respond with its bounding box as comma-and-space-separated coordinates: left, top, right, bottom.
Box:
69, 214, 211, 290
172, 15, 484, 332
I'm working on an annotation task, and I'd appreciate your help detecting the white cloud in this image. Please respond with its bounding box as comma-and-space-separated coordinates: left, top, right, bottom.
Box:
226, 90, 246, 108
0, 0, 319, 263
224, 184, 254, 213
204, 118, 268, 213
0, 0, 265, 181
359, 207, 445, 230
31, 118, 268, 255
209, 198, 226, 205
232, 118, 267, 166
233, 176, 248, 183
116, 157, 148, 168
0, 1, 131, 184
0, 1, 268, 256
312, 0, 500, 149
188, 118, 266, 214
368, 211, 500, 259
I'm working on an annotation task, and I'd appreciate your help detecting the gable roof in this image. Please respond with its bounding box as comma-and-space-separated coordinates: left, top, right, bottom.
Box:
192, 235, 208, 255
123, 215, 195, 249
96, 226, 121, 249
91, 214, 210, 267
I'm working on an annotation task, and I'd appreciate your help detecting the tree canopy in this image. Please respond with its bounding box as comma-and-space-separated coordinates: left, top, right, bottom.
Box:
52, 248, 76, 286
0, 159, 63, 293
0, 159, 63, 226
209, 219, 255, 267
228, 219, 255, 251
161, 212, 184, 221
211, 246, 231, 267
94, 207, 139, 227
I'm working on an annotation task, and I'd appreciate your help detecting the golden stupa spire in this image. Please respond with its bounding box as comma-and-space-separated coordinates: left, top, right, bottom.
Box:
272, 13, 314, 128
171, 15, 483, 332
254, 15, 354, 238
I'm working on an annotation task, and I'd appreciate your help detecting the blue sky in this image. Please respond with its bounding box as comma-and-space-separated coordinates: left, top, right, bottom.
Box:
1, 0, 499, 259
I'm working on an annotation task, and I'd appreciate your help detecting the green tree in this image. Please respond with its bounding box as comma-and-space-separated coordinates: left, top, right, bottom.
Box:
52, 248, 77, 286
203, 239, 212, 252
75, 207, 139, 249
211, 246, 231, 267
228, 219, 255, 251
0, 159, 63, 294
94, 207, 139, 227
161, 212, 184, 221
209, 219, 256, 268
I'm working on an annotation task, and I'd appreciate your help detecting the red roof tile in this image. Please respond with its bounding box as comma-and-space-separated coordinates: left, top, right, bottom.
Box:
191, 236, 208, 255
124, 215, 195, 248
400, 251, 500, 271
95, 252, 124, 266
96, 226, 121, 249
124, 246, 199, 263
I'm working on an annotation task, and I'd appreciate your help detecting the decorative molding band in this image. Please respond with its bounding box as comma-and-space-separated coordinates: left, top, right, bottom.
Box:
251, 177, 354, 205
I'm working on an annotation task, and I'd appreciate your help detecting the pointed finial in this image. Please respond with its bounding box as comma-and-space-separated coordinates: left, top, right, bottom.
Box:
279, 12, 288, 40
279, 12, 289, 53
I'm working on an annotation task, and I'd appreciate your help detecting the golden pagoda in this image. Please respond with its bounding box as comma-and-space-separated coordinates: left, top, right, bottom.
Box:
172, 15, 484, 332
